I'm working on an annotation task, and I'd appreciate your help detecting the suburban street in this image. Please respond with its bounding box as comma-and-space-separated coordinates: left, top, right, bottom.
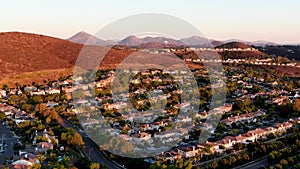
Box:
58, 116, 123, 169
234, 156, 268, 169
0, 122, 17, 164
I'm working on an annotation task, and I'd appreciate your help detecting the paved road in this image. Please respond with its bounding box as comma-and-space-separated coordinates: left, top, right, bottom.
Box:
0, 123, 17, 164
234, 156, 268, 169
58, 117, 122, 169
195, 132, 294, 168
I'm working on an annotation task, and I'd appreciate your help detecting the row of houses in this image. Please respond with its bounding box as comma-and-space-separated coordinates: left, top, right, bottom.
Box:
0, 103, 34, 125
156, 118, 299, 163
221, 110, 266, 126
183, 58, 297, 67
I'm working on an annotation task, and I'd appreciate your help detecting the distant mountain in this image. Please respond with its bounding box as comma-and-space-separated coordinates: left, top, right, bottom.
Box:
210, 40, 224, 47
251, 40, 278, 46
118, 35, 186, 48
180, 36, 213, 47
68, 31, 279, 48
67, 31, 117, 46
223, 39, 277, 47
118, 35, 142, 47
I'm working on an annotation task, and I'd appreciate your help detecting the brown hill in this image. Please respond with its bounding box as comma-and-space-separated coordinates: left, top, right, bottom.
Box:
215, 42, 269, 59
0, 32, 83, 79
0, 32, 135, 86
215, 42, 253, 49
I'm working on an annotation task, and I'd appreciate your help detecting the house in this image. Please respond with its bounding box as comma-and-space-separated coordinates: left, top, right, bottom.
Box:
33, 129, 58, 146
37, 142, 53, 152
24, 86, 37, 92
151, 121, 166, 130
131, 132, 152, 142
0, 89, 7, 98
178, 146, 197, 158
156, 151, 182, 163
11, 159, 33, 169
30, 90, 45, 96
215, 138, 233, 149
154, 128, 188, 143
196, 111, 207, 120
248, 128, 266, 138
46, 101, 58, 108
46, 88, 60, 94
241, 132, 256, 142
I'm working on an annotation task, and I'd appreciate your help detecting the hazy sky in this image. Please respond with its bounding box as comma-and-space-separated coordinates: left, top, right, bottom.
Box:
1, 0, 300, 43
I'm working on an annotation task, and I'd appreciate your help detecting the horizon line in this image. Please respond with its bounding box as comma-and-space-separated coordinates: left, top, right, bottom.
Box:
1, 30, 299, 45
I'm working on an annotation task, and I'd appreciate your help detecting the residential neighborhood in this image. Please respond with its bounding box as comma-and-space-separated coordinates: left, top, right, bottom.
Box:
0, 56, 299, 169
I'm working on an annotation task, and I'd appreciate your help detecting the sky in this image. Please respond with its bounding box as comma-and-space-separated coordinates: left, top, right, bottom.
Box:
1, 0, 300, 43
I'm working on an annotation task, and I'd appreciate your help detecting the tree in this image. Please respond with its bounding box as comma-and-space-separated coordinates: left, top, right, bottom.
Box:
268, 151, 276, 164
21, 104, 32, 113
61, 156, 71, 168
37, 154, 47, 167
0, 112, 6, 121
90, 163, 100, 169
210, 161, 218, 169
19, 94, 28, 104
280, 159, 289, 168
220, 158, 229, 168
61, 128, 85, 147
234, 143, 243, 151
35, 103, 47, 113
72, 90, 85, 99
32, 95, 43, 104
294, 98, 300, 112
31, 164, 42, 169
9, 94, 19, 106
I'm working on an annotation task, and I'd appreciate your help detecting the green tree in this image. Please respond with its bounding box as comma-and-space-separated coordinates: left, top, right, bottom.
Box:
90, 163, 100, 169
37, 154, 47, 167
9, 94, 19, 106
21, 104, 32, 113
0, 112, 6, 121
210, 161, 218, 169
61, 128, 85, 147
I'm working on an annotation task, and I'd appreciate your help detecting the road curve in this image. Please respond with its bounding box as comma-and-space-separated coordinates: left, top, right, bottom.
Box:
58, 116, 123, 169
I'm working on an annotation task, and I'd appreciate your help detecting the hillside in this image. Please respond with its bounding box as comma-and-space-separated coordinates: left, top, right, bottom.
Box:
0, 32, 134, 86
215, 42, 269, 59
0, 32, 83, 78
215, 42, 253, 49
257, 45, 300, 60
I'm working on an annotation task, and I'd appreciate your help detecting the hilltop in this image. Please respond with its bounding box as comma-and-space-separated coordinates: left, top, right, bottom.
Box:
67, 31, 116, 46
215, 42, 270, 59
215, 42, 253, 49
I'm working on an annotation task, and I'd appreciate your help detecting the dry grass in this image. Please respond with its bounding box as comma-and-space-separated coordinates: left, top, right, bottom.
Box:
0, 68, 73, 87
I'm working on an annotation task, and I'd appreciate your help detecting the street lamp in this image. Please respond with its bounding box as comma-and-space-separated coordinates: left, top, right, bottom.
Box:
88, 148, 93, 159
1, 134, 6, 144
1, 134, 6, 151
